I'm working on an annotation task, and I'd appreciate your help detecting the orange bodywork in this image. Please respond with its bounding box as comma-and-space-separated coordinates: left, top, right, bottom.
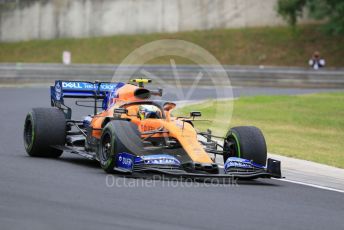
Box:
90, 84, 213, 164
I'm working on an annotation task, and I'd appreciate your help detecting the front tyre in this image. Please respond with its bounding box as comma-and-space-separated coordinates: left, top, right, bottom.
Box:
223, 126, 267, 165
98, 120, 143, 173
24, 108, 66, 158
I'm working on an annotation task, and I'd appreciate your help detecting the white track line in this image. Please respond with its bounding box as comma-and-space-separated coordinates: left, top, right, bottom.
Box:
275, 178, 344, 194
219, 164, 344, 193
203, 133, 344, 193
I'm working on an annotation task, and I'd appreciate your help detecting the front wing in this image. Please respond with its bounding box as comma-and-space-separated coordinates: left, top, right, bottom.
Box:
62, 147, 282, 181
114, 152, 282, 181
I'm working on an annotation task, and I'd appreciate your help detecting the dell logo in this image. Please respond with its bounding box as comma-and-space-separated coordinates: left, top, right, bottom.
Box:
62, 82, 83, 89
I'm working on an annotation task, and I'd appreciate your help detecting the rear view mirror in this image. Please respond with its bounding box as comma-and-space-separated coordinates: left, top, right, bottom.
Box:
190, 111, 201, 118
114, 108, 128, 114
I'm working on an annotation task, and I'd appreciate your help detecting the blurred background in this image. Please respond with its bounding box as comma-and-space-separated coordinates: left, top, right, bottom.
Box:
0, 0, 343, 66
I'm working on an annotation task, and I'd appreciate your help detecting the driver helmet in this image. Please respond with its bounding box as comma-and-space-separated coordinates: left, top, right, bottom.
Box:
138, 105, 160, 119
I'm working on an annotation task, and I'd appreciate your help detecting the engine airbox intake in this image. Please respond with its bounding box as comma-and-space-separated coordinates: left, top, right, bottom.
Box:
134, 88, 151, 99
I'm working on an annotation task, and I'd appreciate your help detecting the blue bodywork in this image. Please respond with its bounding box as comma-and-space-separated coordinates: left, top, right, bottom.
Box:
114, 153, 181, 173
50, 80, 125, 110
135, 154, 181, 166
115, 152, 135, 172
224, 157, 265, 173
115, 153, 262, 174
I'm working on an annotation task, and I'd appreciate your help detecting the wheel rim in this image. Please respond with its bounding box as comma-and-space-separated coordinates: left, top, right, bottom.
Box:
224, 137, 239, 159
100, 132, 112, 162
24, 117, 33, 149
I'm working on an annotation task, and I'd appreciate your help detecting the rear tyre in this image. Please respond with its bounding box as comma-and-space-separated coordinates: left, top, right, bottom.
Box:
24, 108, 66, 158
223, 126, 267, 165
98, 120, 143, 173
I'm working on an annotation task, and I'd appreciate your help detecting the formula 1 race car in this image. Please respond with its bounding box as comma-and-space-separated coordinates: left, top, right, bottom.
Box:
23, 79, 281, 180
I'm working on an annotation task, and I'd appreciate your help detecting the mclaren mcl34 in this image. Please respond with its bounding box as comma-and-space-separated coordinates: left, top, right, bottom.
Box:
23, 79, 281, 181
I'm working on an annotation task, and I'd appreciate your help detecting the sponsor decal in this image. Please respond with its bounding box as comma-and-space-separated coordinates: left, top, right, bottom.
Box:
224, 157, 264, 173
62, 82, 94, 90
136, 154, 181, 166
116, 152, 134, 171
61, 81, 118, 91
226, 161, 252, 169
54, 82, 62, 100
99, 84, 117, 91
140, 124, 156, 132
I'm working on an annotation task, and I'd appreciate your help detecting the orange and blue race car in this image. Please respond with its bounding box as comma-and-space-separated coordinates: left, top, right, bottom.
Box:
23, 79, 281, 181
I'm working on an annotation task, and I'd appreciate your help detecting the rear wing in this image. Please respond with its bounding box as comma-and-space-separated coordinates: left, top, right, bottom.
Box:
50, 80, 125, 118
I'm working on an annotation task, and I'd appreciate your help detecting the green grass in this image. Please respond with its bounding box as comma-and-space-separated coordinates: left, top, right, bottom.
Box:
0, 25, 343, 67
175, 93, 344, 168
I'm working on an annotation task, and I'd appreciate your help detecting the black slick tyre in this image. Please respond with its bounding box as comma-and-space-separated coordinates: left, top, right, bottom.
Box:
223, 126, 267, 165
24, 108, 66, 158
98, 120, 143, 173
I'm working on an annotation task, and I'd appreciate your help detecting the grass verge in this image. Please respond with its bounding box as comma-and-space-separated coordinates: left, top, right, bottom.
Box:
0, 25, 343, 67
176, 92, 344, 168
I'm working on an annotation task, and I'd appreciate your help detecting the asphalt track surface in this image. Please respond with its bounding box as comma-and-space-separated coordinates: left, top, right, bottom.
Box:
0, 87, 343, 230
